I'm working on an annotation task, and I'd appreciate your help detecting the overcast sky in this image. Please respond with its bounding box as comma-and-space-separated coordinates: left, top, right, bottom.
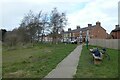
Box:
0, 0, 119, 34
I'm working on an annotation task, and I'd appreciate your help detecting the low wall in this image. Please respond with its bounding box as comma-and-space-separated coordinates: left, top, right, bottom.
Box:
89, 39, 120, 50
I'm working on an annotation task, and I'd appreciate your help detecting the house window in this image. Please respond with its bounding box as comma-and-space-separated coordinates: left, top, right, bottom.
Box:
73, 33, 75, 37
64, 34, 67, 37
69, 33, 71, 37
64, 34, 65, 37
80, 31, 82, 34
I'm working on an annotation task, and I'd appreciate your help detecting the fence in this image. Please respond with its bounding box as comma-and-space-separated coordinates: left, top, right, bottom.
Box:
89, 39, 120, 50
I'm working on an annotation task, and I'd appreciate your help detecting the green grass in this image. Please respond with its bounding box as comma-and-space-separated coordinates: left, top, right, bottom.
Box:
2, 43, 77, 78
74, 45, 119, 78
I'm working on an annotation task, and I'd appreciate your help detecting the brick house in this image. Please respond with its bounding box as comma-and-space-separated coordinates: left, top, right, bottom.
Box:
90, 21, 107, 39
110, 25, 120, 39
62, 21, 107, 42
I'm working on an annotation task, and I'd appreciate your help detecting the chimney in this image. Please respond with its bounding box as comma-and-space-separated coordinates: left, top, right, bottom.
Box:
88, 24, 92, 27
96, 21, 101, 26
76, 26, 80, 29
115, 25, 119, 29
68, 28, 71, 31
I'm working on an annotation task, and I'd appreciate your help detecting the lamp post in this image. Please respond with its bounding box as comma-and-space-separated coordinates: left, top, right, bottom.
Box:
86, 30, 89, 49
80, 31, 82, 44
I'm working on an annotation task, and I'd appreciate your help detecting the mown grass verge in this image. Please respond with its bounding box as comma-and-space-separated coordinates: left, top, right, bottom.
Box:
2, 43, 77, 78
74, 45, 119, 78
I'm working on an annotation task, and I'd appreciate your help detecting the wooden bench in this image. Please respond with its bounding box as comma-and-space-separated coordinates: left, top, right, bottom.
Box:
92, 53, 103, 64
89, 49, 103, 64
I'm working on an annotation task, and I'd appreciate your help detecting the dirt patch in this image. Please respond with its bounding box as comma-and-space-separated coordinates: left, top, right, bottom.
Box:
4, 70, 30, 78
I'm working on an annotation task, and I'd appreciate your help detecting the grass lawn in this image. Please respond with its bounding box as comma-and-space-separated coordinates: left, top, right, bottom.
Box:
2, 43, 77, 78
74, 45, 119, 78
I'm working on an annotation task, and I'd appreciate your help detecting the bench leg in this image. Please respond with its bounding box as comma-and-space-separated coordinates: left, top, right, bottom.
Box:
94, 59, 102, 64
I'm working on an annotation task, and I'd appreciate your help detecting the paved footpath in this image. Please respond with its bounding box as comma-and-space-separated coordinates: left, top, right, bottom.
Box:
44, 45, 82, 78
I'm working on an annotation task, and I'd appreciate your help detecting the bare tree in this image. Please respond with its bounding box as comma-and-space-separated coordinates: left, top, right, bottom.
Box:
49, 8, 67, 43
17, 26, 30, 44
40, 13, 50, 42
20, 10, 40, 43
4, 31, 18, 46
34, 11, 42, 42
3, 8, 67, 46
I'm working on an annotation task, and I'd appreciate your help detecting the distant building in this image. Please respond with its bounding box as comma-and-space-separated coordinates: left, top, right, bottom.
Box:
62, 21, 107, 42
110, 25, 120, 39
